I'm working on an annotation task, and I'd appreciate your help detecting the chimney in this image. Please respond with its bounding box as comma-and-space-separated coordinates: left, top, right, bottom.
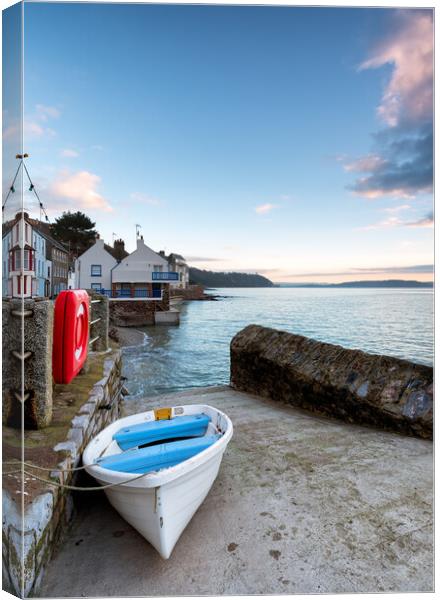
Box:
113, 239, 125, 261
159, 250, 165, 257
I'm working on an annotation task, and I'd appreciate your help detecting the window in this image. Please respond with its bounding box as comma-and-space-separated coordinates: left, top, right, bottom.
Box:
91, 283, 102, 291
91, 264, 102, 277
14, 250, 21, 270
153, 264, 163, 272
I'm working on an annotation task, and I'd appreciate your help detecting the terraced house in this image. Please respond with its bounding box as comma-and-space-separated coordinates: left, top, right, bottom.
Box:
32, 223, 70, 297
2, 212, 50, 298
111, 236, 177, 298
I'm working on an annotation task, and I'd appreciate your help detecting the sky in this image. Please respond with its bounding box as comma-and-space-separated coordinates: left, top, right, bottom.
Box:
2, 2, 434, 282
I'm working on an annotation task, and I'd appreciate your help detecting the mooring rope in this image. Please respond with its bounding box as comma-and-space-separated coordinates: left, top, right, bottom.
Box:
3, 461, 151, 491
18, 469, 149, 491
3, 460, 90, 472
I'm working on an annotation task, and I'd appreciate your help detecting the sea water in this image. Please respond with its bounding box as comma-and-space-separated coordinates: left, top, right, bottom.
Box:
122, 287, 433, 402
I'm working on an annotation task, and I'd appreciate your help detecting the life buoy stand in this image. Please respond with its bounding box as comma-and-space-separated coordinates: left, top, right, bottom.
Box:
53, 290, 90, 384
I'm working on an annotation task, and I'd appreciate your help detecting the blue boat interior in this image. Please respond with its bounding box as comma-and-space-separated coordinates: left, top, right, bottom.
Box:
113, 414, 211, 451
96, 434, 221, 474
96, 413, 221, 474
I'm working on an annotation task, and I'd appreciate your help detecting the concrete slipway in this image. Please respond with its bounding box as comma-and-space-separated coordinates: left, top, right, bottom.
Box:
40, 386, 433, 596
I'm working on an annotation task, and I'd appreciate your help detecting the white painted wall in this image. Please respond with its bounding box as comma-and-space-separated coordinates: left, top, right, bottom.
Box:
75, 239, 117, 291
112, 238, 169, 283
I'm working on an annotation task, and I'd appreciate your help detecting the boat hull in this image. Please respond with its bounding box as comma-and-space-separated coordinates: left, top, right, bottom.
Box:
83, 404, 232, 559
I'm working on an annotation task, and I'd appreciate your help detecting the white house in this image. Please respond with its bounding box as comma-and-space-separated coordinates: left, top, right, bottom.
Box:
166, 253, 189, 289
2, 213, 49, 298
74, 238, 117, 292
111, 236, 178, 298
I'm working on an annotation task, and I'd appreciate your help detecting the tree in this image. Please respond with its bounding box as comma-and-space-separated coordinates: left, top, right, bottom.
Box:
50, 211, 97, 256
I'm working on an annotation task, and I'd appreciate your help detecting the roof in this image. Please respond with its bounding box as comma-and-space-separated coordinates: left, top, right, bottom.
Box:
1, 214, 66, 254
32, 225, 69, 254
168, 253, 187, 262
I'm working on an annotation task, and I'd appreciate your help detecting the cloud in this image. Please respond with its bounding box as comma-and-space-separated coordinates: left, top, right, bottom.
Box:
3, 118, 56, 141
286, 265, 433, 278
383, 204, 411, 213
7, 104, 61, 141
61, 148, 79, 158
405, 212, 434, 228
186, 256, 226, 263
255, 203, 278, 215
50, 170, 112, 212
347, 126, 433, 198
342, 11, 433, 200
130, 192, 161, 206
359, 12, 433, 127
359, 211, 433, 230
343, 155, 386, 173
36, 104, 61, 122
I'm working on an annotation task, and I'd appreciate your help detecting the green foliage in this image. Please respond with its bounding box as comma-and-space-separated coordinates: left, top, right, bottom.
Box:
189, 267, 274, 288
50, 211, 97, 255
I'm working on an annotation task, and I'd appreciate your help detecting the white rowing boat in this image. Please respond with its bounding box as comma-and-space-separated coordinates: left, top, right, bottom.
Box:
83, 404, 233, 559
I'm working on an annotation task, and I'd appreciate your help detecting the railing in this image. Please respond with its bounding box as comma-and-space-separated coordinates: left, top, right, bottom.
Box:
99, 288, 162, 299
152, 271, 179, 281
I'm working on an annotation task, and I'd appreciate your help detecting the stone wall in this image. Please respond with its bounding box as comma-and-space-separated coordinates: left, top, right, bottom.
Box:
109, 288, 170, 327
230, 325, 433, 439
88, 292, 109, 351
2, 298, 54, 429
2, 350, 123, 597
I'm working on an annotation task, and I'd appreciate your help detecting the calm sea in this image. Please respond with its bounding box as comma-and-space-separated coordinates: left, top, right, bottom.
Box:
122, 287, 433, 403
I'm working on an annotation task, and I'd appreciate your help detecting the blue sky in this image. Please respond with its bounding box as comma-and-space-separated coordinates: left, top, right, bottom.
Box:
3, 2, 433, 282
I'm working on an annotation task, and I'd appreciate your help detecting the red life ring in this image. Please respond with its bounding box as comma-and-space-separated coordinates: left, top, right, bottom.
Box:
53, 290, 90, 384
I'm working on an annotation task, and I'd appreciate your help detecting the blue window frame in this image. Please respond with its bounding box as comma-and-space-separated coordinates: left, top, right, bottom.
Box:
91, 264, 102, 277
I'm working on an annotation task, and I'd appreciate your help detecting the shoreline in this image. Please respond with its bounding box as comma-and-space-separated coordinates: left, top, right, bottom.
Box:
110, 326, 148, 347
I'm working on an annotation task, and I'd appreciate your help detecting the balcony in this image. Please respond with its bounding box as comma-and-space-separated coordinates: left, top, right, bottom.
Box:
99, 288, 162, 299
152, 271, 179, 281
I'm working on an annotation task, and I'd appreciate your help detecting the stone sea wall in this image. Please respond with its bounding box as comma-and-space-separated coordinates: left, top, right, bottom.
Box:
109, 287, 170, 327
2, 350, 123, 597
230, 325, 433, 439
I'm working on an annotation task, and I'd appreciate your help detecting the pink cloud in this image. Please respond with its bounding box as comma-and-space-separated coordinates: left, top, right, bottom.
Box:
359, 211, 433, 230
255, 203, 278, 215
360, 12, 433, 127
383, 204, 411, 213
343, 155, 386, 173
50, 170, 112, 212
